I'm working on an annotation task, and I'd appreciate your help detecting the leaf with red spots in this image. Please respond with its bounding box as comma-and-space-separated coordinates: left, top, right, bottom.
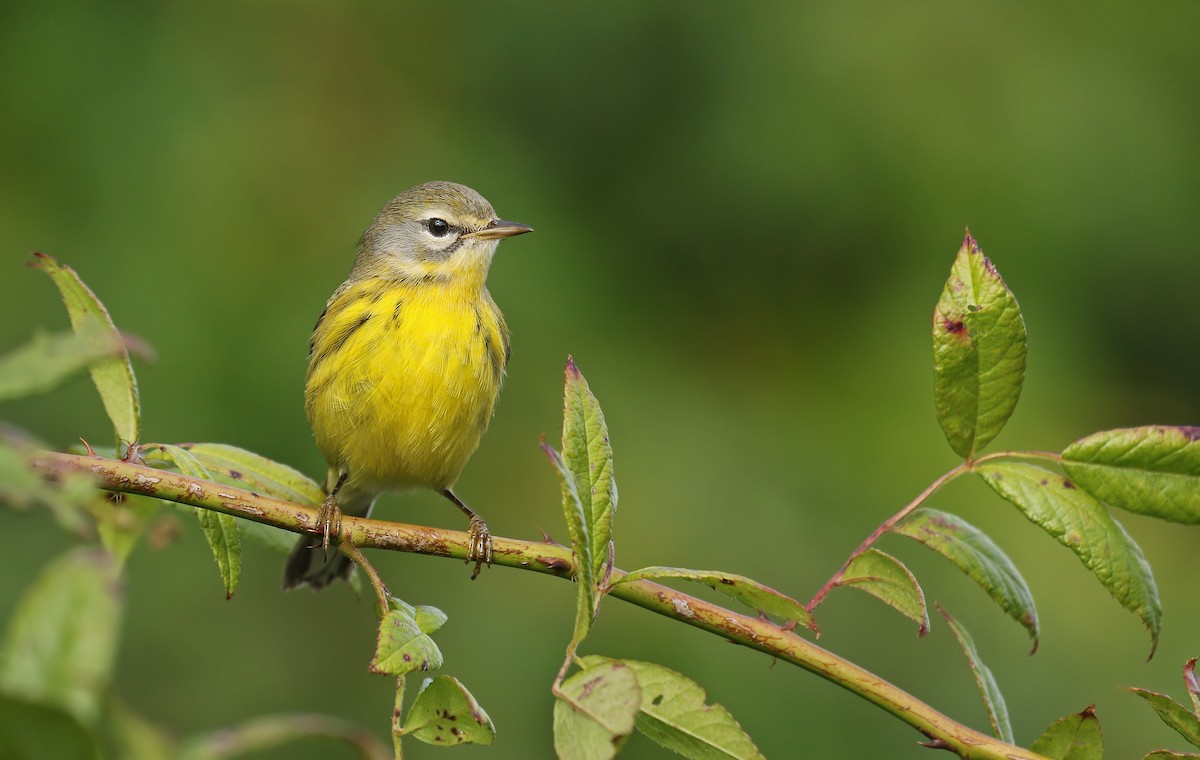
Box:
402, 676, 495, 746
932, 234, 1027, 460
1062, 426, 1200, 524
370, 609, 443, 676
1030, 706, 1103, 760
32, 254, 141, 448
579, 656, 765, 759
837, 549, 929, 635
976, 462, 1161, 656
893, 508, 1038, 649
553, 660, 641, 760
937, 606, 1013, 743
612, 566, 816, 633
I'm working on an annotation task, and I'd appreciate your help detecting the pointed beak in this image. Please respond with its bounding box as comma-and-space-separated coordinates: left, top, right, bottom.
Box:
467, 219, 533, 240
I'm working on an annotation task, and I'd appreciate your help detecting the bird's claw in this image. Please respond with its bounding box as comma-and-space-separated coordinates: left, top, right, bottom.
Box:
467, 515, 493, 580
316, 494, 342, 555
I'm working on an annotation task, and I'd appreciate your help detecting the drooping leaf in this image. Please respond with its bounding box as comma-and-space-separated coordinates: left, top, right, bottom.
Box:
1030, 706, 1103, 760
937, 606, 1013, 743
0, 328, 137, 401
542, 440, 595, 645
1062, 426, 1200, 524
370, 609, 443, 676
553, 660, 641, 760
144, 444, 240, 598
976, 462, 1162, 655
613, 566, 815, 633
562, 357, 618, 582
0, 548, 122, 725
0, 695, 101, 760
893, 508, 1038, 649
1131, 688, 1200, 748
580, 656, 764, 759
838, 549, 929, 635
932, 233, 1027, 459
32, 253, 141, 446
403, 676, 495, 746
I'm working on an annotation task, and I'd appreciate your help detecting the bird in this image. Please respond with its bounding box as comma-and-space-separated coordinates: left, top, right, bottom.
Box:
284, 181, 531, 590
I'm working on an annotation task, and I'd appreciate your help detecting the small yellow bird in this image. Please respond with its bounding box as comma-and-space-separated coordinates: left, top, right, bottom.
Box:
284, 181, 531, 589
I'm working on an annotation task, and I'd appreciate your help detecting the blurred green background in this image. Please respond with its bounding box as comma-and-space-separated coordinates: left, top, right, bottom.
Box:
3, 1, 1199, 757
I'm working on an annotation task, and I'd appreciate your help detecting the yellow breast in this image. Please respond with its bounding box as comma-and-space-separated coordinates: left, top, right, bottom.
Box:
304, 277, 509, 492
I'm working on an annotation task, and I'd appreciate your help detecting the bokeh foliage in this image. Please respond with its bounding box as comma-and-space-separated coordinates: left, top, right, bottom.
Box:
2, 2, 1199, 758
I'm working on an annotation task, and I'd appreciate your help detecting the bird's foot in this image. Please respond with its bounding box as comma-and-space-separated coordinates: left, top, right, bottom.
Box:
466, 515, 493, 580
316, 493, 343, 554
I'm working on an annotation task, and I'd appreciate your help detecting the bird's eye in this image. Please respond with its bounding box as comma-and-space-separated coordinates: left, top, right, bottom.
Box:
426, 218, 451, 238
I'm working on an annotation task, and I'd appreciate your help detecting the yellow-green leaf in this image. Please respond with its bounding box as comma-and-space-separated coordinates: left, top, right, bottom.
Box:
932, 234, 1026, 459
0, 328, 135, 401
1131, 686, 1200, 749
1030, 706, 1103, 760
403, 676, 495, 746
838, 549, 929, 635
370, 609, 443, 676
893, 508, 1038, 648
542, 439, 595, 646
32, 254, 141, 446
562, 357, 618, 582
1063, 426, 1200, 524
553, 660, 640, 760
976, 461, 1161, 655
938, 606, 1013, 743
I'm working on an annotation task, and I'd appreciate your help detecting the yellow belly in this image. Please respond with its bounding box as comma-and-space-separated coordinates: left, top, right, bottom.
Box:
304, 277, 508, 493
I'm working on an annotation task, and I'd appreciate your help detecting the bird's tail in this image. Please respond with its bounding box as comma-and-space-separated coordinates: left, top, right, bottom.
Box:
283, 483, 377, 590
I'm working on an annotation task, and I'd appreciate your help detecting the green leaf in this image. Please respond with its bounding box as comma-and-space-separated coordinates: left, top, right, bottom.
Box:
976, 462, 1162, 655
1143, 752, 1200, 759
937, 606, 1013, 743
553, 660, 641, 760
893, 508, 1038, 649
580, 656, 764, 759
0, 548, 122, 725
0, 438, 97, 535
403, 676, 495, 746
174, 443, 325, 507
932, 233, 1027, 459
32, 253, 141, 446
0, 328, 137, 401
145, 444, 241, 598
1131, 688, 1200, 748
0, 694, 102, 760
613, 566, 816, 633
414, 605, 448, 635
542, 440, 595, 646
370, 609, 443, 676
1062, 426, 1200, 524
838, 549, 929, 634
1030, 706, 1103, 760
562, 357, 618, 582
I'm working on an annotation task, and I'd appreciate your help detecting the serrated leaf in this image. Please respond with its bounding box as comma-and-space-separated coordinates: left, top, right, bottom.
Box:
145, 444, 240, 598
403, 676, 495, 746
0, 328, 135, 401
1132, 688, 1200, 748
613, 566, 815, 633
542, 440, 595, 646
838, 549, 929, 634
0, 695, 102, 760
370, 609, 443, 675
553, 660, 641, 760
1031, 706, 1103, 760
932, 234, 1027, 459
580, 656, 764, 760
893, 508, 1038, 649
562, 357, 618, 583
0, 548, 122, 725
937, 606, 1013, 743
1062, 426, 1200, 524
976, 462, 1162, 655
33, 253, 141, 446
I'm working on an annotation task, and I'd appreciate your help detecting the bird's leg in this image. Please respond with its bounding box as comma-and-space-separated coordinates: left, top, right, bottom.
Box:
318, 471, 349, 554
442, 489, 493, 579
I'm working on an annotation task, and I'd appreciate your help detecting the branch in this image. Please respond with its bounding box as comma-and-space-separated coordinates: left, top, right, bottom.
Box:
29, 450, 1047, 760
